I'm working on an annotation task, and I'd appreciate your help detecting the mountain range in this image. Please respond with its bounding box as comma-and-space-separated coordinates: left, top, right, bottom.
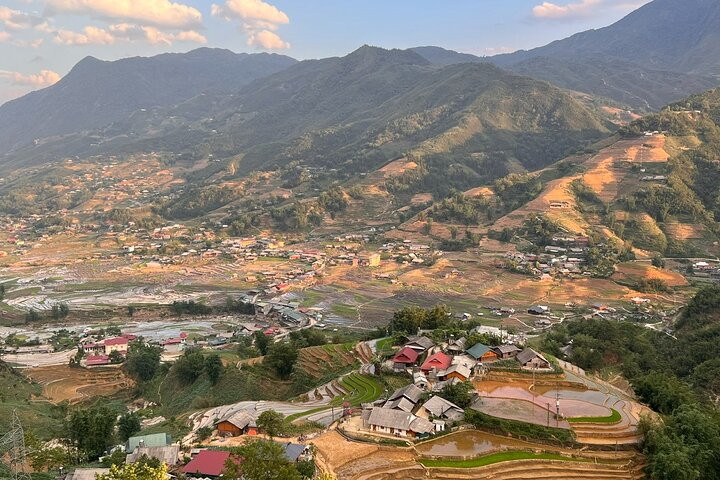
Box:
0, 0, 719, 174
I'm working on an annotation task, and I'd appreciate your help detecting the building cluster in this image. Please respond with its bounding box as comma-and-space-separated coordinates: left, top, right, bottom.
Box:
503, 235, 592, 278
63, 431, 312, 479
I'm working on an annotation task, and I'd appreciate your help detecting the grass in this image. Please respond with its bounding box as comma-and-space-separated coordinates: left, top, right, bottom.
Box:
287, 374, 383, 423
567, 408, 622, 424
419, 451, 589, 469
331, 303, 358, 319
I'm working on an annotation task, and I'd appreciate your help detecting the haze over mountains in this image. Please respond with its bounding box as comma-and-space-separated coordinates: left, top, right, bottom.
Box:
0, 0, 718, 172
0, 49, 296, 155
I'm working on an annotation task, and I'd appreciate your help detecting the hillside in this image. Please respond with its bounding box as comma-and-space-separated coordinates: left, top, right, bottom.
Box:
491, 0, 720, 110
0, 46, 610, 184
412, 0, 720, 111
493, 0, 720, 76
0, 48, 297, 156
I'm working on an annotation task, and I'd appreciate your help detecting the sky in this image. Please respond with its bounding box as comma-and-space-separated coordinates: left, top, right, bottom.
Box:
0, 0, 651, 104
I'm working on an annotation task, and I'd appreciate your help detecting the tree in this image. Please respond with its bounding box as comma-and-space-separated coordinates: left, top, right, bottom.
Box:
125, 342, 162, 382
25, 308, 40, 322
128, 306, 137, 317
108, 350, 124, 364
96, 463, 168, 480
65, 406, 116, 459
174, 349, 206, 384
25, 432, 76, 472
256, 410, 285, 438
254, 330, 270, 356
0, 283, 5, 301
205, 354, 223, 385
117, 412, 141, 441
264, 342, 298, 378
438, 381, 474, 408
226, 440, 301, 480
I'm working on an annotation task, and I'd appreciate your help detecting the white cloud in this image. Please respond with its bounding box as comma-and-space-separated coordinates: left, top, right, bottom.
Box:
0, 31, 10, 42
248, 29, 288, 49
212, 0, 290, 50
54, 25, 116, 45
0, 6, 45, 30
532, 0, 649, 20
0, 69, 61, 88
53, 23, 206, 46
45, 0, 202, 30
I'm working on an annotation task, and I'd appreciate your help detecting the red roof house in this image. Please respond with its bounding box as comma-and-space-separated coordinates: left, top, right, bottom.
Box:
104, 337, 129, 346
420, 352, 452, 373
182, 450, 234, 477
85, 355, 111, 366
392, 347, 419, 366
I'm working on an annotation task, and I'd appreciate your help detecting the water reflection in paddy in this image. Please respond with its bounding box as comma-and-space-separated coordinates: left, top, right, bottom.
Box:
415, 430, 533, 457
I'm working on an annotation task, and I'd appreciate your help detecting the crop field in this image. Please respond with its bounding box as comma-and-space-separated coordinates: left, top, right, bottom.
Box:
295, 343, 359, 380
23, 365, 132, 404
332, 374, 383, 406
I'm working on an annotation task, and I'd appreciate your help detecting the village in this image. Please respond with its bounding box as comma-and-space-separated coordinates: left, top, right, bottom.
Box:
46, 325, 649, 480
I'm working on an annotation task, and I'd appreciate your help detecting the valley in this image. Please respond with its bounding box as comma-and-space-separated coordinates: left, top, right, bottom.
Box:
2, 1, 720, 478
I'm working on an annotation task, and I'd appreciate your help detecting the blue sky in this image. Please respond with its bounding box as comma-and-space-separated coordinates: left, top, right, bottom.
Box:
0, 0, 650, 104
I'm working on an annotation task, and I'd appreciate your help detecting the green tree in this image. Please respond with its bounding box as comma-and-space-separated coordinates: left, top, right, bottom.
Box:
264, 342, 298, 378
226, 440, 301, 480
117, 412, 141, 441
96, 463, 168, 480
256, 410, 285, 438
438, 381, 474, 408
0, 283, 5, 301
125, 342, 162, 382
174, 349, 206, 384
65, 406, 116, 460
108, 350, 124, 364
25, 308, 40, 322
205, 354, 223, 385
254, 330, 270, 356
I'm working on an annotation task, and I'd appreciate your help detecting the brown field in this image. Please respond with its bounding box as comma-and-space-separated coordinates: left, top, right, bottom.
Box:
23, 365, 132, 404
493, 176, 589, 235
378, 158, 418, 177
664, 222, 706, 241
464, 186, 494, 198
613, 262, 689, 288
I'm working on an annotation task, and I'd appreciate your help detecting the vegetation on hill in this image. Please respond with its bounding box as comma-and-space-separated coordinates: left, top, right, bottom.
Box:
542, 285, 720, 480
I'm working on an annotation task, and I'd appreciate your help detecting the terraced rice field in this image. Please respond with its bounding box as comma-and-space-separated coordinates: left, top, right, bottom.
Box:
296, 343, 359, 380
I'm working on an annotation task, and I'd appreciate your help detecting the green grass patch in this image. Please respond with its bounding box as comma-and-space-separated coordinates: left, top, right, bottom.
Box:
420, 451, 588, 469
568, 408, 622, 424
331, 303, 358, 319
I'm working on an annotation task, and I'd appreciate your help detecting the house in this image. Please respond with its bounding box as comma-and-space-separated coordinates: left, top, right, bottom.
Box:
126, 433, 172, 454
466, 343, 499, 363
63, 469, 110, 480
516, 348, 552, 370
126, 445, 180, 466
215, 411, 258, 437
84, 355, 111, 367
438, 364, 471, 382
419, 396, 465, 422
384, 384, 424, 413
492, 345, 521, 359
404, 336, 434, 353
446, 337, 466, 355
392, 347, 419, 370
103, 337, 129, 354
420, 352, 452, 373
364, 407, 435, 438
413, 371, 429, 390
282, 442, 312, 463
527, 305, 549, 316
359, 253, 381, 267
183, 450, 237, 477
